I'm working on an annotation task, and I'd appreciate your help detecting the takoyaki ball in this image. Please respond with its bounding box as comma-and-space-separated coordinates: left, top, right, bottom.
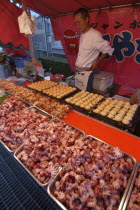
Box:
122, 119, 129, 124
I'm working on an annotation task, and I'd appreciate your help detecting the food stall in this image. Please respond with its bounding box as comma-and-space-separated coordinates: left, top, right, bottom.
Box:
0, 79, 140, 210
0, 0, 140, 209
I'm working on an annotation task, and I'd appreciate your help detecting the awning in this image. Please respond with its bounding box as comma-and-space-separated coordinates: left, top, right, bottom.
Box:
0, 0, 29, 49
16, 0, 140, 17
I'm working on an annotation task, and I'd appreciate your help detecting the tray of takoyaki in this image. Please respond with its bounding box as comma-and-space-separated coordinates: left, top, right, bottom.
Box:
90, 97, 140, 131
42, 83, 78, 100
65, 90, 104, 114
27, 80, 58, 92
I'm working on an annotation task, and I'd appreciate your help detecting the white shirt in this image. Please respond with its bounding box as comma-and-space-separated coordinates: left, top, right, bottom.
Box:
75, 28, 114, 70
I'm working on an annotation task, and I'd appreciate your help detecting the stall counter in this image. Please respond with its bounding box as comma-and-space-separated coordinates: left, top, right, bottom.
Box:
63, 111, 140, 162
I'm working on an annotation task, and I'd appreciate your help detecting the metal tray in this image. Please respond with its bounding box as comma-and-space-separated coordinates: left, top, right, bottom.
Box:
5, 91, 32, 107
64, 96, 105, 116
0, 139, 23, 154
14, 145, 62, 187
47, 135, 136, 210
122, 162, 140, 210
85, 135, 137, 210
42, 88, 78, 101
47, 168, 67, 210
14, 108, 84, 187
28, 106, 53, 120
0, 94, 33, 153
0, 106, 52, 153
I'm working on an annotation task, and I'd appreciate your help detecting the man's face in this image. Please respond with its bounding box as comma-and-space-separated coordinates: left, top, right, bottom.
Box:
74, 13, 89, 33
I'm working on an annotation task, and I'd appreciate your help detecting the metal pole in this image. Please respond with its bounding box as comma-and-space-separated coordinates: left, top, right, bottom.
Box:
43, 16, 48, 57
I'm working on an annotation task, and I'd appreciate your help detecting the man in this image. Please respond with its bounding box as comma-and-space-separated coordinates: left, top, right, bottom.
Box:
74, 8, 114, 92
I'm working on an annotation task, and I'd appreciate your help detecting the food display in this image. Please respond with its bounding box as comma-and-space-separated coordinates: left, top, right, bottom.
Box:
0, 80, 71, 119
43, 84, 77, 99
0, 96, 31, 150
0, 95, 27, 118
91, 97, 139, 129
28, 80, 58, 91
15, 117, 85, 185
0, 79, 139, 209
48, 136, 135, 210
65, 90, 104, 110
121, 164, 140, 210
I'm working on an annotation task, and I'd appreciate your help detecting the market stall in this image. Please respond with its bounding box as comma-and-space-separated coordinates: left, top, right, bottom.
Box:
0, 80, 140, 210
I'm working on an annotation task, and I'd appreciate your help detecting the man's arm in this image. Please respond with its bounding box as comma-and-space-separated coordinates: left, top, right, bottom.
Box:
91, 52, 108, 71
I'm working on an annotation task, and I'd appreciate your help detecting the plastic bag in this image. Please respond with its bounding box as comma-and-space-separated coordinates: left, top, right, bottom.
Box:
35, 63, 44, 78
18, 11, 36, 35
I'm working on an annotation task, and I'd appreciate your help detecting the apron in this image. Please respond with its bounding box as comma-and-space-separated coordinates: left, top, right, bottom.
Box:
75, 70, 92, 91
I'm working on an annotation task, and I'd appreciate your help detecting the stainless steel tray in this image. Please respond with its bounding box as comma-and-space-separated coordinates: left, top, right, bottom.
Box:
5, 91, 32, 107
122, 162, 140, 210
0, 106, 52, 153
0, 94, 32, 153
14, 145, 62, 187
47, 168, 67, 210
47, 135, 137, 210
28, 106, 53, 120
0, 140, 21, 154
86, 135, 137, 210
13, 107, 57, 186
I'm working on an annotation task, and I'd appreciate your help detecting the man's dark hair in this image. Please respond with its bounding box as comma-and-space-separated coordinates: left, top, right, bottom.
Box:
74, 8, 90, 19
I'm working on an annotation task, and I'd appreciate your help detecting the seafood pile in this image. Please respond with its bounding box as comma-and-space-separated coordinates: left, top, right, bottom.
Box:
0, 80, 71, 118
92, 98, 138, 125
65, 91, 104, 110
52, 137, 134, 210
16, 118, 84, 184
127, 167, 140, 209
28, 80, 57, 91
0, 105, 50, 150
0, 96, 26, 118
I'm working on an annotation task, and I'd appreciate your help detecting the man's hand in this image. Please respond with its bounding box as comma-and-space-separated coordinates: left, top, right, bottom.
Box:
91, 62, 98, 71
91, 52, 109, 71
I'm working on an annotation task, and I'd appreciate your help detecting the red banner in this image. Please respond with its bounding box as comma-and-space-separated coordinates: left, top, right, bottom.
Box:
0, 0, 29, 49
51, 6, 140, 88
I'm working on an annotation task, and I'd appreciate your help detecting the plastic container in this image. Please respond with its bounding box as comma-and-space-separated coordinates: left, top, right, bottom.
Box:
14, 57, 31, 68
93, 71, 114, 91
